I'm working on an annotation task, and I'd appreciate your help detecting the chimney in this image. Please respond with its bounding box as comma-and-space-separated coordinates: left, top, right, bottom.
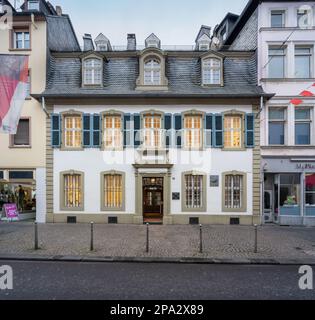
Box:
56, 6, 62, 16
83, 34, 94, 51
127, 34, 136, 51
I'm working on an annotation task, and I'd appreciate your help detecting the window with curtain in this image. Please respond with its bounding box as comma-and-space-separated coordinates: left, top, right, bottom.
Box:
295, 108, 311, 145
64, 115, 82, 148
12, 119, 30, 146
143, 114, 162, 148
103, 115, 122, 149
224, 175, 243, 209
83, 58, 102, 85
144, 59, 161, 85
224, 115, 242, 148
63, 174, 82, 209
103, 174, 123, 209
185, 175, 203, 209
184, 115, 202, 148
202, 58, 221, 85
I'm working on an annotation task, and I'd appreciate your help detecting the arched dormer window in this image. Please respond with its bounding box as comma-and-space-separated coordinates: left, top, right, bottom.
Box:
136, 49, 168, 91
201, 53, 224, 86
82, 56, 103, 86
144, 59, 161, 85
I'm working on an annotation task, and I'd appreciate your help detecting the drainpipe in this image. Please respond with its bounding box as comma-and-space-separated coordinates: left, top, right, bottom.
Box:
259, 96, 264, 225
41, 96, 50, 118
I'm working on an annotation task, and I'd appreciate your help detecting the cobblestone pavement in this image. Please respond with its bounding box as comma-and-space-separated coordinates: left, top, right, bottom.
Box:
1, 222, 315, 261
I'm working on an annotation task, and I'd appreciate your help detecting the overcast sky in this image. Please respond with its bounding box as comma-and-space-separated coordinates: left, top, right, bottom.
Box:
12, 0, 249, 45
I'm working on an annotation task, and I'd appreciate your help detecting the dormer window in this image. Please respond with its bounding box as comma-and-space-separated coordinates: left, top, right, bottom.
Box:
97, 44, 107, 51
28, 0, 39, 11
202, 57, 222, 86
82, 57, 103, 86
144, 59, 161, 85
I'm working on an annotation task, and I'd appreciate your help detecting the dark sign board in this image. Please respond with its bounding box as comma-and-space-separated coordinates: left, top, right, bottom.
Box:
172, 192, 180, 200
210, 175, 219, 187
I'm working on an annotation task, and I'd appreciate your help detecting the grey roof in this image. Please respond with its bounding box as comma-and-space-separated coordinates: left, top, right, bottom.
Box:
39, 51, 269, 99
46, 15, 80, 52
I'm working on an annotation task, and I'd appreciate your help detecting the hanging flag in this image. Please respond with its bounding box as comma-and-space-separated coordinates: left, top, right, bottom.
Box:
0, 54, 29, 134
290, 98, 303, 106
300, 90, 314, 97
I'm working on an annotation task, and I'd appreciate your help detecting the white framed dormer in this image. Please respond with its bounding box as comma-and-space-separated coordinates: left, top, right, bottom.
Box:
81, 52, 104, 87
145, 33, 161, 49
201, 51, 224, 87
94, 33, 112, 52
136, 48, 168, 91
196, 33, 211, 51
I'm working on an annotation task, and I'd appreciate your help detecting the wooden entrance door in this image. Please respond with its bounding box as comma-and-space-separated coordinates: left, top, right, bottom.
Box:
143, 177, 163, 222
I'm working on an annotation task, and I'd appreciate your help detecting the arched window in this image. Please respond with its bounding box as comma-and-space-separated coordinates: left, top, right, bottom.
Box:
83, 58, 102, 85
144, 59, 161, 85
202, 58, 221, 85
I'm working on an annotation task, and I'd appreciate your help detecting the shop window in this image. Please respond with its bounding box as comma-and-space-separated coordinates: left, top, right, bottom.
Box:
305, 173, 315, 216
60, 171, 84, 211
269, 107, 286, 145
279, 174, 300, 216
11, 119, 30, 147
101, 172, 125, 211
295, 108, 311, 145
9, 171, 33, 180
0, 171, 3, 180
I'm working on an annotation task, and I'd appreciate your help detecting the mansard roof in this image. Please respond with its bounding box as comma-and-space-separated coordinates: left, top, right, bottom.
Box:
34, 50, 272, 99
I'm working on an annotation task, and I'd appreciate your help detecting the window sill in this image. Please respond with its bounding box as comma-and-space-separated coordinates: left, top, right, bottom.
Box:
9, 48, 31, 52
9, 145, 31, 149
135, 85, 169, 91
60, 208, 85, 212
60, 147, 85, 152
262, 145, 315, 149
222, 208, 247, 213
101, 207, 125, 212
261, 78, 315, 82
222, 147, 246, 151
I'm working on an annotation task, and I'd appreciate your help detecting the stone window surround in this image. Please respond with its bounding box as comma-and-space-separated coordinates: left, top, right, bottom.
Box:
60, 110, 84, 151
182, 110, 205, 151
60, 170, 85, 212
81, 52, 104, 88
181, 170, 207, 213
101, 110, 124, 151
100, 170, 126, 212
200, 52, 224, 87
222, 171, 247, 213
136, 48, 169, 91
9, 117, 31, 149
222, 110, 246, 151
9, 23, 32, 51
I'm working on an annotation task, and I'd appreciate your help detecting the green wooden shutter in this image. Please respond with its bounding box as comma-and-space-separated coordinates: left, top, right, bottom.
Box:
214, 114, 223, 147
174, 114, 182, 148
164, 113, 172, 148
205, 114, 213, 148
92, 114, 101, 147
133, 114, 141, 147
51, 114, 61, 148
245, 113, 255, 148
124, 113, 131, 147
83, 114, 91, 147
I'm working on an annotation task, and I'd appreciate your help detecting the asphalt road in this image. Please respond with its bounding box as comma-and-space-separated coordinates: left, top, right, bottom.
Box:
0, 260, 315, 300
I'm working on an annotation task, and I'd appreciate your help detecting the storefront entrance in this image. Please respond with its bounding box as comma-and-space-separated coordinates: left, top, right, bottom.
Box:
143, 177, 163, 224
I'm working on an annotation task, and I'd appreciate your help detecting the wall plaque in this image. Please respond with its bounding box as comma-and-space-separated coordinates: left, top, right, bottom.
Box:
210, 175, 219, 187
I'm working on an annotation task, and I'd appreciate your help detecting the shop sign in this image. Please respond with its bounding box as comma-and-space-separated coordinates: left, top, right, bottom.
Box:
3, 204, 19, 220
296, 163, 315, 171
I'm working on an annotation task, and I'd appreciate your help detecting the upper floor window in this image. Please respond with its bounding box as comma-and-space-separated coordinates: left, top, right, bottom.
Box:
143, 114, 162, 148
103, 115, 123, 149
295, 47, 312, 78
224, 115, 242, 149
13, 30, 30, 49
268, 47, 286, 78
271, 10, 285, 28
268, 107, 286, 145
202, 58, 221, 85
83, 58, 102, 86
184, 115, 202, 149
64, 115, 82, 148
295, 108, 311, 145
28, 0, 39, 11
11, 119, 30, 147
144, 59, 161, 85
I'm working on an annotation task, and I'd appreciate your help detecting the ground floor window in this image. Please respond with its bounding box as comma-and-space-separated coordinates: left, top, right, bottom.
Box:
61, 171, 84, 210
279, 174, 300, 216
182, 173, 206, 211
223, 172, 246, 212
305, 173, 315, 216
101, 172, 125, 211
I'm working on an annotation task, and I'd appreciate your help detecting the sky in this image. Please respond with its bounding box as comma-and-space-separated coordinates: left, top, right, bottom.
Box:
11, 0, 250, 46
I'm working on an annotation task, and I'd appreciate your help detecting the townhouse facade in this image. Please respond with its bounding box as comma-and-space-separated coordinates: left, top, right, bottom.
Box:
224, 0, 315, 226
0, 0, 80, 221
31, 27, 272, 225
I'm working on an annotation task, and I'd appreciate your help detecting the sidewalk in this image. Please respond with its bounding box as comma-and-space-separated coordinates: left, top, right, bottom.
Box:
1, 222, 315, 264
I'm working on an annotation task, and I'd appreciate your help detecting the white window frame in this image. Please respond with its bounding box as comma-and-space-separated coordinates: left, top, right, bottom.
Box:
295, 107, 312, 146
14, 31, 30, 49
270, 10, 286, 28
144, 59, 161, 85
224, 115, 243, 149
103, 115, 123, 149
224, 174, 244, 210
202, 58, 221, 85
143, 114, 163, 149
183, 115, 203, 149
64, 115, 82, 148
268, 46, 286, 78
83, 58, 102, 86
294, 46, 312, 79
268, 107, 287, 146
28, 0, 39, 10
185, 175, 203, 209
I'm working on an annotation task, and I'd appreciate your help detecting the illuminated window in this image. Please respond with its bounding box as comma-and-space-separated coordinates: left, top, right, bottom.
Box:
64, 116, 82, 148
83, 58, 102, 85
224, 115, 242, 148
144, 59, 161, 85
103, 115, 123, 149
202, 58, 221, 85
224, 175, 243, 209
143, 114, 162, 148
184, 175, 203, 209
63, 173, 83, 209
184, 115, 202, 148
103, 174, 123, 210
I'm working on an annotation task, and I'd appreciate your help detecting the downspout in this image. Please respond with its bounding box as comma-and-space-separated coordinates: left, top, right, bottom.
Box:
41, 96, 50, 118
259, 95, 264, 225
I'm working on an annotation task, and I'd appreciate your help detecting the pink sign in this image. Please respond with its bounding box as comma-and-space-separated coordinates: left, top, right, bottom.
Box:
3, 204, 19, 219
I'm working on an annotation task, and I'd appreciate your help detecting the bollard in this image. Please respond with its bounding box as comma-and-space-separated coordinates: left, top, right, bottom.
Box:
199, 224, 203, 253
90, 222, 94, 251
254, 224, 258, 253
34, 221, 39, 250
146, 223, 149, 253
